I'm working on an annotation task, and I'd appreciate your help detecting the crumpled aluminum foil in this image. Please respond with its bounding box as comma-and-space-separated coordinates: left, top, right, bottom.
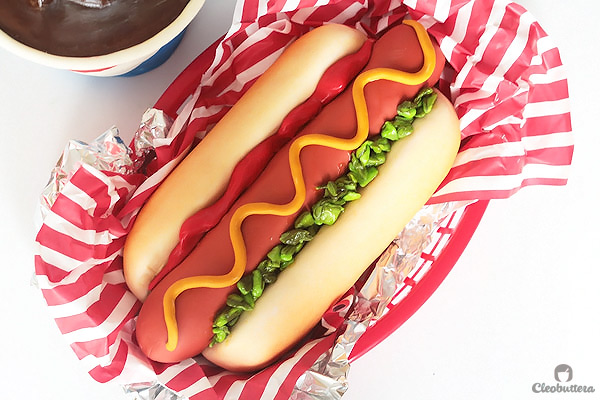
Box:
40, 108, 173, 219
121, 201, 473, 400
133, 108, 174, 161
123, 382, 182, 400
39, 126, 133, 218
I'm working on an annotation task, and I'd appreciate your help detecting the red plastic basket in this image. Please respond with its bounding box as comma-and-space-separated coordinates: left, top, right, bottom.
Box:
350, 199, 488, 360
33, 0, 572, 395
150, 45, 489, 364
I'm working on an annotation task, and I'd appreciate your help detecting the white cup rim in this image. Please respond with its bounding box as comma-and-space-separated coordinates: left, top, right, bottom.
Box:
0, 0, 206, 71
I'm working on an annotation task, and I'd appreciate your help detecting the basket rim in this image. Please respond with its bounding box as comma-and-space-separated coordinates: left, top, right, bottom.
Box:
348, 199, 489, 362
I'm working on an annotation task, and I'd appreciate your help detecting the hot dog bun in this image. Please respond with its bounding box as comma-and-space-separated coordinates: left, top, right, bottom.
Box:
133, 22, 450, 367
124, 24, 367, 301
202, 89, 460, 371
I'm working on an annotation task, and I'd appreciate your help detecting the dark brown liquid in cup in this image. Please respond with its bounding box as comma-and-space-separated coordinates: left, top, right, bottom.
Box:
0, 0, 190, 57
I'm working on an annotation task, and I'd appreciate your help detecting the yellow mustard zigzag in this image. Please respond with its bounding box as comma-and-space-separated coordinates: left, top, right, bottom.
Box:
162, 19, 436, 352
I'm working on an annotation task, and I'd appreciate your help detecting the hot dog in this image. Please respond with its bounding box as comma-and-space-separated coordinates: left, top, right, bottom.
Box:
125, 21, 461, 371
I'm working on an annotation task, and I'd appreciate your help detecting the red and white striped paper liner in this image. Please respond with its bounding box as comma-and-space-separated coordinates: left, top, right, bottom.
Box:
34, 0, 573, 398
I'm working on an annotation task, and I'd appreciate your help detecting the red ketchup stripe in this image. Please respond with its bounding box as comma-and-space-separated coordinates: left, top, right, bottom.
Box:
148, 39, 373, 290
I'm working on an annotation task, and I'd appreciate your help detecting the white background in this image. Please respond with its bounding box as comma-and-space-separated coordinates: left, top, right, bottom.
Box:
0, 0, 598, 399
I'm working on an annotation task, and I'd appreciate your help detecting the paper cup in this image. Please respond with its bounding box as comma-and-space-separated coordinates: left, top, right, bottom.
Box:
0, 0, 206, 77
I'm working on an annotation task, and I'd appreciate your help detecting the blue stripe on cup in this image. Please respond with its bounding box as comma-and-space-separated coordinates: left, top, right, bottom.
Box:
119, 29, 187, 77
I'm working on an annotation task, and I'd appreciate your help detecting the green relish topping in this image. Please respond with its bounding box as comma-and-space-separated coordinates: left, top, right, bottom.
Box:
209, 87, 437, 346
